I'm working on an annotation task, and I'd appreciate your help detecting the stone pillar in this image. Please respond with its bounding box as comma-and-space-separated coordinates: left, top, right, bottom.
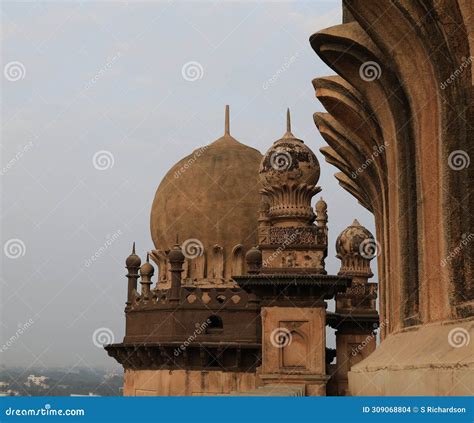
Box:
168, 243, 184, 303
260, 306, 329, 396
125, 243, 141, 308
139, 254, 153, 301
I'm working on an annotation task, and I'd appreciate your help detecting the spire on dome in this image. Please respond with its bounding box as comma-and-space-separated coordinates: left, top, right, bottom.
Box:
284, 108, 294, 138
225, 105, 230, 135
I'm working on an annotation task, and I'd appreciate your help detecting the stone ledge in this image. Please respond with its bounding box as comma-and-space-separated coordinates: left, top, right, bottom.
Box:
348, 318, 474, 395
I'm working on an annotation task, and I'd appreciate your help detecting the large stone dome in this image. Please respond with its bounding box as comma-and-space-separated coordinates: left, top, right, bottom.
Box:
150, 108, 262, 281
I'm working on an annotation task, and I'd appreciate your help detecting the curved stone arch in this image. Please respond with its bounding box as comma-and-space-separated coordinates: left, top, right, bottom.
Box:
231, 244, 245, 276
281, 329, 308, 369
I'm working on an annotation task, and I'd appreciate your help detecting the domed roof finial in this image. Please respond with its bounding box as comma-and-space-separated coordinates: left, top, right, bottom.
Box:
225, 105, 230, 135
126, 241, 141, 268
286, 108, 292, 135
140, 252, 154, 276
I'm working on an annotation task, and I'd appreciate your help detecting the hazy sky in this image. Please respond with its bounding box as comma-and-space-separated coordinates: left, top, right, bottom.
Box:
1, 0, 376, 369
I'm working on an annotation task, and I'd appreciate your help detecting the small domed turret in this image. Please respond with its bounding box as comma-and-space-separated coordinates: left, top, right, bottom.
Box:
336, 219, 376, 276
315, 197, 328, 227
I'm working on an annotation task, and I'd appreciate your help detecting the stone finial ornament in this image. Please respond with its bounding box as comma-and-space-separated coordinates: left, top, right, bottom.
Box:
315, 197, 328, 227
245, 246, 262, 273
139, 253, 154, 299
126, 242, 141, 268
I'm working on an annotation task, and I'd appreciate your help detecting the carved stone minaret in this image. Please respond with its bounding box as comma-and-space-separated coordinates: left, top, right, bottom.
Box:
257, 109, 327, 273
